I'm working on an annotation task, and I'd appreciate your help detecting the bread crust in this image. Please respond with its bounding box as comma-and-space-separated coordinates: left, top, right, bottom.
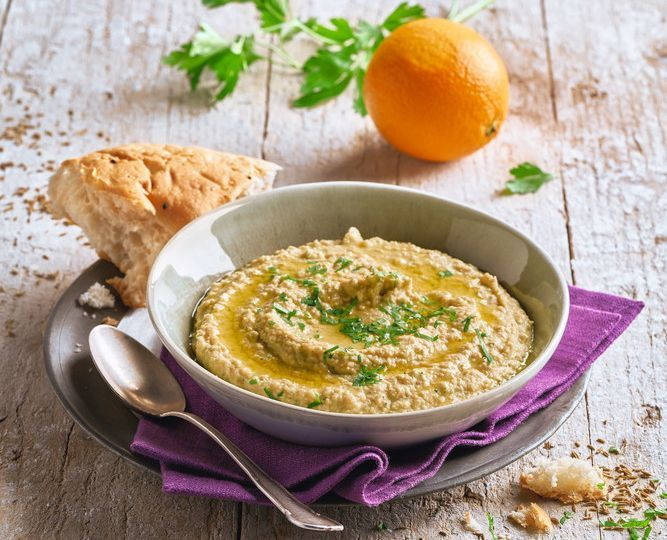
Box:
508, 503, 553, 533
49, 143, 280, 306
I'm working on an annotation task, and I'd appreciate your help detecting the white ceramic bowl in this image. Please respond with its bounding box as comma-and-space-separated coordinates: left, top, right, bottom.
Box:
147, 182, 569, 447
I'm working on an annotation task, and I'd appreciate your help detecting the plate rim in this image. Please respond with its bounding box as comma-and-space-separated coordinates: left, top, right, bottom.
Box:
43, 260, 589, 505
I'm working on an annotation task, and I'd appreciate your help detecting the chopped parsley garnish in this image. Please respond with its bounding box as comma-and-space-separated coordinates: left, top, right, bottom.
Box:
273, 304, 297, 325
323, 345, 339, 361
306, 263, 327, 275
374, 521, 388, 531
608, 446, 619, 454
352, 363, 385, 386
307, 393, 322, 408
462, 315, 474, 332
660, 491, 667, 499
267, 266, 279, 280
438, 270, 453, 278
559, 510, 573, 525
278, 292, 287, 301
504, 162, 553, 194
281, 274, 316, 287
297, 321, 305, 331
486, 513, 497, 540
335, 302, 456, 346
475, 329, 494, 364
264, 387, 284, 400
333, 257, 353, 272
302, 285, 320, 307
596, 482, 605, 490
249, 378, 258, 385
414, 331, 438, 342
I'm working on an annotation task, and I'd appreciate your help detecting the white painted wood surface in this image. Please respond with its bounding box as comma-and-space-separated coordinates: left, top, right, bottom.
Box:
0, 1, 663, 538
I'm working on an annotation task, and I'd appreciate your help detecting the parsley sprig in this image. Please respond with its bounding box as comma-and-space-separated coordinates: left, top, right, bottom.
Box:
166, 1, 492, 112
504, 162, 554, 194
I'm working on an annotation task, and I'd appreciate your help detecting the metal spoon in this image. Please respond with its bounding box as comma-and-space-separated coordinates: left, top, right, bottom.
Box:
88, 324, 343, 532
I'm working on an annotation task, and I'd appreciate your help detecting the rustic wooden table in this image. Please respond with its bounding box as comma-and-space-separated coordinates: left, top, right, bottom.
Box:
0, 1, 664, 538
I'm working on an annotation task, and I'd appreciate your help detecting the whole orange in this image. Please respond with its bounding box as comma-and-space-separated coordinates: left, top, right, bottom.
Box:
363, 18, 509, 162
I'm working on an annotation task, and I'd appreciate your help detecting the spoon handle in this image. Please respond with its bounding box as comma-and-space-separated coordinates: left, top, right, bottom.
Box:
163, 411, 343, 532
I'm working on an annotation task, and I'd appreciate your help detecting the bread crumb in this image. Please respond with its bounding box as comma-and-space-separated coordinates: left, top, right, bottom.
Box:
462, 511, 484, 538
508, 503, 553, 533
78, 282, 115, 309
101, 316, 119, 327
520, 457, 607, 503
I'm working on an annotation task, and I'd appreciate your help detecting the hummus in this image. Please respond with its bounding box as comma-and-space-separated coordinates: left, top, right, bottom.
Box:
192, 228, 533, 414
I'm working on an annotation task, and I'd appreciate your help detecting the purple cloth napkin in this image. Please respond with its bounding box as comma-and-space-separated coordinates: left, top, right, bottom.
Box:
131, 286, 643, 506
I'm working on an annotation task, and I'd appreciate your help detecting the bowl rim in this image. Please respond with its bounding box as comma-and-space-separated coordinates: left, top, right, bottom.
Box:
147, 181, 570, 420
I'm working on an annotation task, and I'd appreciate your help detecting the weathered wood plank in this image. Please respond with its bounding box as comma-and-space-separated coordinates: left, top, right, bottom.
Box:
0, 0, 272, 536
545, 0, 666, 537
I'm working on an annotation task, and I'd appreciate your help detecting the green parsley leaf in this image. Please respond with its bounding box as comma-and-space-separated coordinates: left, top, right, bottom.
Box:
414, 331, 438, 342
249, 377, 258, 384
323, 345, 339, 361
297, 321, 305, 331
660, 491, 667, 499
608, 446, 620, 454
353, 363, 385, 386
475, 329, 494, 364
334, 257, 353, 272
374, 521, 389, 531
264, 387, 284, 400
292, 46, 355, 108
462, 315, 474, 332
307, 393, 322, 408
559, 510, 573, 525
382, 2, 426, 31
278, 292, 288, 301
293, 3, 424, 113
644, 508, 666, 519
273, 303, 297, 325
306, 263, 327, 275
302, 285, 320, 307
202, 0, 248, 7
504, 162, 554, 195
438, 270, 453, 278
486, 513, 497, 540
596, 482, 605, 490
164, 26, 262, 100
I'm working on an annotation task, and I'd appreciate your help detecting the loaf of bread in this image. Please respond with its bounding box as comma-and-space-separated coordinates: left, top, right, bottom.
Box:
49, 144, 280, 307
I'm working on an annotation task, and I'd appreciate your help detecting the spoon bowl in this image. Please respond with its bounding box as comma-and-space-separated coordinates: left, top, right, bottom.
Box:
88, 324, 343, 532
89, 324, 186, 416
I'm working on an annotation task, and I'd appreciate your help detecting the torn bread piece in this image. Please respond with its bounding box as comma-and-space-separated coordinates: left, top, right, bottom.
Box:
78, 282, 115, 309
462, 511, 485, 537
508, 503, 553, 533
49, 144, 280, 307
520, 457, 607, 503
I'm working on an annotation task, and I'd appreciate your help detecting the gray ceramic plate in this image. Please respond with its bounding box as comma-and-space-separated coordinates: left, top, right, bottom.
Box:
43, 260, 589, 504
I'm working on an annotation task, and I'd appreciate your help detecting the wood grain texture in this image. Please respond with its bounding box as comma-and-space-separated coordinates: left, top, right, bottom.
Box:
0, 0, 663, 538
